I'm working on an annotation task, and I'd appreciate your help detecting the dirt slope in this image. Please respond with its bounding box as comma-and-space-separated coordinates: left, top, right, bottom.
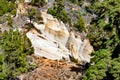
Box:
21, 56, 84, 80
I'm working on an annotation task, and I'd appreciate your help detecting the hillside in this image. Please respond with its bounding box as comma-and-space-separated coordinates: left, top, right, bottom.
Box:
0, 0, 120, 80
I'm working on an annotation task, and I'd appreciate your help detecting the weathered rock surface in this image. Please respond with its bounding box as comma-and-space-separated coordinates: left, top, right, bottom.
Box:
26, 10, 93, 62
0, 2, 93, 62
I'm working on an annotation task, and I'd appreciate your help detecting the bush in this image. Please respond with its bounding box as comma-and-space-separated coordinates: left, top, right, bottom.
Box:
83, 49, 111, 80
110, 56, 120, 80
31, 0, 47, 7
47, 0, 69, 23
0, 0, 8, 16
27, 8, 43, 23
74, 14, 85, 32
0, 0, 16, 16
0, 29, 37, 79
7, 15, 13, 27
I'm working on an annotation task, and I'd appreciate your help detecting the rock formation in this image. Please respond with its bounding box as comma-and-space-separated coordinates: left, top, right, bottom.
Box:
0, 1, 93, 63
26, 10, 93, 63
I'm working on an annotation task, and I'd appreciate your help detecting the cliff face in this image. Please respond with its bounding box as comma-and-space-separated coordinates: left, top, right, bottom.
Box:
0, 2, 93, 62
26, 10, 93, 63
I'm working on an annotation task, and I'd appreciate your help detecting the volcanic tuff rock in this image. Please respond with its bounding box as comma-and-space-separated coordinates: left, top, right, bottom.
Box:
26, 10, 93, 63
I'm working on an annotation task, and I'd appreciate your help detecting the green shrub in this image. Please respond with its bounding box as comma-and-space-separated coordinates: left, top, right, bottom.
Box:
74, 14, 85, 32
47, 0, 69, 23
110, 56, 120, 80
7, 15, 13, 27
0, 0, 16, 16
31, 0, 47, 7
0, 29, 37, 79
0, 0, 8, 16
83, 49, 111, 80
10, 9, 16, 15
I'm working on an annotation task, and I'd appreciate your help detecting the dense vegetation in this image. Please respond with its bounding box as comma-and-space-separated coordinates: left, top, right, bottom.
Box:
0, 0, 120, 80
0, 0, 38, 78
0, 29, 37, 79
0, 0, 16, 16
83, 0, 120, 80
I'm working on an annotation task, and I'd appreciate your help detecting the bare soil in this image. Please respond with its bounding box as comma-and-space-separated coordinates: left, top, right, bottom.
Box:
21, 56, 84, 80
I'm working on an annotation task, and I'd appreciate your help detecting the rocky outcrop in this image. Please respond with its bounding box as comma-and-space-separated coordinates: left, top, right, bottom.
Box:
27, 28, 70, 60
0, 2, 93, 63
26, 10, 93, 63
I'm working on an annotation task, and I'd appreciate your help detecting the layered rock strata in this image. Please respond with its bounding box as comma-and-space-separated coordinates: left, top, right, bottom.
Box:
26, 10, 93, 63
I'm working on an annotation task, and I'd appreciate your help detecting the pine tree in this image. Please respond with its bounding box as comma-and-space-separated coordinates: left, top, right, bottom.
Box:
47, 0, 69, 23
0, 29, 36, 79
84, 0, 120, 79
